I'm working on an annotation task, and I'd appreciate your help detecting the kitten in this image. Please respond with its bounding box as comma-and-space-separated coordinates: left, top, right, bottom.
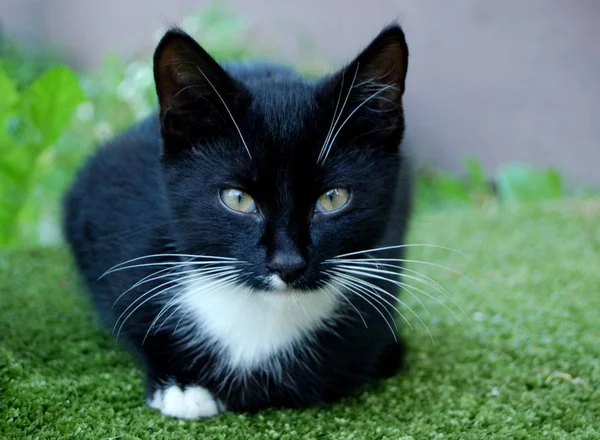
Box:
63, 24, 411, 419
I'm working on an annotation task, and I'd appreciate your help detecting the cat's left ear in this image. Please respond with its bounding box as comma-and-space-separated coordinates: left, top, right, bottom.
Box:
153, 28, 247, 154
320, 24, 409, 142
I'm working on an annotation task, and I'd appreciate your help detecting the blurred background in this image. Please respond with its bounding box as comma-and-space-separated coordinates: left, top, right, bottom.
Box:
0, 0, 599, 247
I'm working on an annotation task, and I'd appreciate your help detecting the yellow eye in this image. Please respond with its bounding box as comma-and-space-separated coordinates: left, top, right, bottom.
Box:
220, 188, 256, 213
315, 188, 350, 213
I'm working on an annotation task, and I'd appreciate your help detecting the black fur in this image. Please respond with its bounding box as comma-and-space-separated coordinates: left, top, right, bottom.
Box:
63, 24, 412, 413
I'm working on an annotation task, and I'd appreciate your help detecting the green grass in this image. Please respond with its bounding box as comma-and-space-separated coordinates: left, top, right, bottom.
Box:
1, 200, 599, 439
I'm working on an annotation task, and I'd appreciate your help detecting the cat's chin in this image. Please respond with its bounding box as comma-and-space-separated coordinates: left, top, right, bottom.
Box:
266, 274, 318, 295
268, 274, 290, 292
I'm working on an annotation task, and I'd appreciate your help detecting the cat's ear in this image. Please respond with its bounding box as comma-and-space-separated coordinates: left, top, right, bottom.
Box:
320, 24, 409, 143
153, 29, 245, 154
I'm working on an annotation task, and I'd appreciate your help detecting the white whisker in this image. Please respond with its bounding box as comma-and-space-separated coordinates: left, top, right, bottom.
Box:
332, 244, 465, 259
327, 256, 470, 282
327, 271, 398, 341
320, 84, 394, 164
335, 265, 431, 318
336, 264, 463, 325
318, 63, 360, 164
330, 270, 414, 330
195, 66, 252, 159
143, 273, 242, 344
318, 66, 345, 163
124, 270, 242, 341
332, 267, 435, 345
143, 296, 180, 343
112, 265, 240, 308
114, 268, 241, 337
101, 259, 245, 279
329, 260, 467, 318
100, 253, 238, 278
326, 278, 368, 329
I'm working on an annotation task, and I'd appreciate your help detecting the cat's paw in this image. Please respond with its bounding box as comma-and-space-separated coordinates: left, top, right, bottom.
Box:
147, 385, 223, 419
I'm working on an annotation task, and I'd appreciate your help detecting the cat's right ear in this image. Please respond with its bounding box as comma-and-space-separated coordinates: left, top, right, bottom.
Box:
153, 29, 245, 154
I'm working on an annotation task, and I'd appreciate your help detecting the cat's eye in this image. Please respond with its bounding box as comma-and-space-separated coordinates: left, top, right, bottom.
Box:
315, 188, 351, 214
220, 188, 257, 213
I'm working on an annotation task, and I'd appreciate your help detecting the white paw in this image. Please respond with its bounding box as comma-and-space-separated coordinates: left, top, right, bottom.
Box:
147, 385, 222, 419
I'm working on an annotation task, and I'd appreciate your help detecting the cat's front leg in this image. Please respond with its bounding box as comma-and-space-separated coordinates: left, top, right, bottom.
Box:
146, 376, 225, 419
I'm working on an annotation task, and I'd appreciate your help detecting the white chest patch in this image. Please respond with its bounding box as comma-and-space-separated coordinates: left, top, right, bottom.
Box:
177, 275, 340, 371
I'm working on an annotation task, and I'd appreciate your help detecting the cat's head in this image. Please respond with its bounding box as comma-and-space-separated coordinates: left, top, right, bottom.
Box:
153, 25, 409, 293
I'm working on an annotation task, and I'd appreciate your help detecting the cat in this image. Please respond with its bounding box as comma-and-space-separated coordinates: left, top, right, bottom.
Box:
63, 23, 411, 419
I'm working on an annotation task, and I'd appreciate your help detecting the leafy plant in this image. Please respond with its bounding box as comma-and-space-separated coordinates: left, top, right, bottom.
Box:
0, 36, 60, 89
415, 157, 496, 212
415, 157, 570, 212
495, 163, 564, 202
78, 3, 262, 142
0, 63, 84, 246
2, 4, 262, 248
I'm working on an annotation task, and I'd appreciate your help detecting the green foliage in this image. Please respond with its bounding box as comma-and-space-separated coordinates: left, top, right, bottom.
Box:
495, 163, 564, 202
415, 157, 568, 212
415, 156, 495, 212
0, 5, 261, 248
0, 64, 84, 246
0, 37, 60, 89
79, 3, 261, 140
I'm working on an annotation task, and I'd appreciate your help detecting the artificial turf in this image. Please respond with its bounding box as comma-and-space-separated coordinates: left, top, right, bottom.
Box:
1, 200, 599, 439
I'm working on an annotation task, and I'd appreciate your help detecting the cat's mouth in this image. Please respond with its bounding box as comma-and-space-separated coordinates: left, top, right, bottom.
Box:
267, 274, 318, 294
268, 274, 294, 293
264, 273, 327, 295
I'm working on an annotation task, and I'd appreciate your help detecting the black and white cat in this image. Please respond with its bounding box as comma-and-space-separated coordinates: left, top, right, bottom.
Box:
63, 24, 412, 419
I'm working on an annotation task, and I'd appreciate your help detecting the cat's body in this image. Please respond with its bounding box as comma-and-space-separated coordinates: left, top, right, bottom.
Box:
64, 26, 411, 418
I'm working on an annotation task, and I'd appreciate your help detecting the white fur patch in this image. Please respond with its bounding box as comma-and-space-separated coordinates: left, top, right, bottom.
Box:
178, 275, 341, 371
148, 385, 221, 419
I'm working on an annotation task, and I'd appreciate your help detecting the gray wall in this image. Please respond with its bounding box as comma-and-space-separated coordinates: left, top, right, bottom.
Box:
2, 0, 599, 186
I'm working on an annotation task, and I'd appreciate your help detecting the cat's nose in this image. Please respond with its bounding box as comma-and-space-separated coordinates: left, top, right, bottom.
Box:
268, 251, 307, 284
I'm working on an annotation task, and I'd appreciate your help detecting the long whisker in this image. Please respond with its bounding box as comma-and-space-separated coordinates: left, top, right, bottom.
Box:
143, 296, 179, 343
338, 269, 435, 345
332, 244, 466, 259
329, 260, 467, 318
112, 265, 239, 308
318, 67, 345, 163
333, 260, 450, 296
327, 271, 398, 341
335, 265, 463, 326
114, 268, 241, 337
143, 273, 242, 344
326, 278, 368, 329
194, 66, 252, 159
119, 261, 242, 289
102, 261, 242, 283
336, 265, 432, 318
334, 274, 403, 328
320, 84, 394, 164
122, 270, 242, 341
100, 253, 238, 278
327, 256, 470, 282
329, 269, 414, 331
318, 63, 360, 164
102, 260, 247, 282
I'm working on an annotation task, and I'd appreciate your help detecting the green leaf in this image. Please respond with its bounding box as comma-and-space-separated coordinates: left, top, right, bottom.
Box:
465, 156, 488, 191
0, 63, 19, 112
20, 65, 84, 147
496, 163, 564, 203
